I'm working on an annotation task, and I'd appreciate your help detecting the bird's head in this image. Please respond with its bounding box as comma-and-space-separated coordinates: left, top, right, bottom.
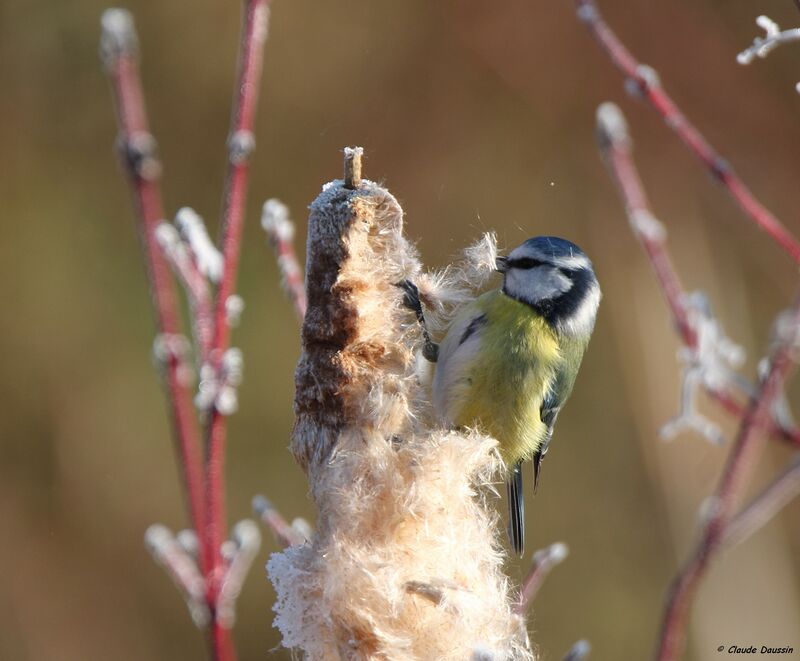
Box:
496, 236, 601, 336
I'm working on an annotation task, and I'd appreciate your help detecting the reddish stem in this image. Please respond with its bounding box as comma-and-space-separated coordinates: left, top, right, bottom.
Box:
252, 495, 307, 548
273, 234, 307, 322
261, 200, 307, 322
597, 104, 800, 449
514, 542, 569, 615
156, 221, 215, 361
654, 305, 800, 661
101, 10, 207, 563
204, 3, 270, 649
576, 0, 800, 263
722, 454, 800, 549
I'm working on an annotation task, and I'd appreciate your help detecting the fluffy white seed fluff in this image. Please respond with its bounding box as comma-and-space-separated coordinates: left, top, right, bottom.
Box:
268, 174, 533, 660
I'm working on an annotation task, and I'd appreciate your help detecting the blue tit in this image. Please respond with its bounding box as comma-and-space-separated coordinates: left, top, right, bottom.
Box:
431, 236, 601, 556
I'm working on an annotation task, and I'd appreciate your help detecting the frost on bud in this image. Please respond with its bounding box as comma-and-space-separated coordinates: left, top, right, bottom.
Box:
261, 198, 294, 242
176, 529, 199, 559
175, 207, 224, 283
233, 519, 261, 552
217, 520, 262, 628
756, 15, 779, 34
145, 523, 172, 555
625, 64, 660, 98
223, 348, 244, 384
661, 291, 748, 445
144, 523, 209, 628
195, 362, 217, 412
629, 210, 666, 243
771, 308, 800, 356
596, 102, 630, 150
697, 495, 723, 528
155, 222, 181, 252
152, 333, 193, 386
537, 541, 569, 565
225, 295, 245, 327
216, 347, 244, 415
215, 385, 238, 416
290, 518, 313, 543
100, 8, 137, 68
228, 129, 256, 165
737, 13, 800, 79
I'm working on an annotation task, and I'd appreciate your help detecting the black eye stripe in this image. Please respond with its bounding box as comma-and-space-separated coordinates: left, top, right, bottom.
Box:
508, 257, 547, 269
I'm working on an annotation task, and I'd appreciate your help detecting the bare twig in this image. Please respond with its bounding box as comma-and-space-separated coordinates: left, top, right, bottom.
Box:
216, 520, 262, 628
576, 0, 800, 263
145, 524, 210, 627
100, 7, 207, 561
261, 199, 307, 322
102, 5, 272, 660
737, 14, 800, 93
155, 218, 215, 360
722, 454, 800, 549
203, 6, 270, 652
596, 102, 800, 449
737, 15, 800, 65
515, 542, 569, 614
655, 301, 800, 661
252, 495, 308, 548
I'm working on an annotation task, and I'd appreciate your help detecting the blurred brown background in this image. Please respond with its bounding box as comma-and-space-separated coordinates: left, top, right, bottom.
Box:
2, 1, 799, 659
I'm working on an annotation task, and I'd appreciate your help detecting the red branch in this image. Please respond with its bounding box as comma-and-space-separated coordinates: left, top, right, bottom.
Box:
102, 4, 271, 660
261, 199, 307, 322
654, 306, 800, 661
595, 103, 800, 661
514, 542, 569, 614
596, 103, 800, 449
252, 495, 308, 548
100, 9, 207, 559
722, 454, 800, 549
156, 219, 215, 361
576, 0, 800, 263
204, 0, 270, 643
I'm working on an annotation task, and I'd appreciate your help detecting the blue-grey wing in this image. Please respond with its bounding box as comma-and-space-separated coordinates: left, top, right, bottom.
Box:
431, 307, 487, 425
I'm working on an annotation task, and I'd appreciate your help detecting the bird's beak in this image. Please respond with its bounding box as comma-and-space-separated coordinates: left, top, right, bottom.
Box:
495, 256, 508, 273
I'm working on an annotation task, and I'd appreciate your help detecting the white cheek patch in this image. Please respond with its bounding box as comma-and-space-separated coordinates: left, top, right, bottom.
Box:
505, 265, 572, 303
558, 281, 601, 336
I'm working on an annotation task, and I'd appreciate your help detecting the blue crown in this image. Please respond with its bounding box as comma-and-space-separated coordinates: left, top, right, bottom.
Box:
521, 236, 586, 260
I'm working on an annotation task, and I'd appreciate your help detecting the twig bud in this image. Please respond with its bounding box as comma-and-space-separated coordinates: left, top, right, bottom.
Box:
100, 8, 138, 69
596, 102, 630, 150
175, 207, 224, 283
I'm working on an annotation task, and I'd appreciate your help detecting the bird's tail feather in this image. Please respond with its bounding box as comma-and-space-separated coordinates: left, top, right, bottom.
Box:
506, 462, 525, 557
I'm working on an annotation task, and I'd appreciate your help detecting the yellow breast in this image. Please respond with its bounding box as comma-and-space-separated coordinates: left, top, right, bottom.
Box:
446, 291, 561, 466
